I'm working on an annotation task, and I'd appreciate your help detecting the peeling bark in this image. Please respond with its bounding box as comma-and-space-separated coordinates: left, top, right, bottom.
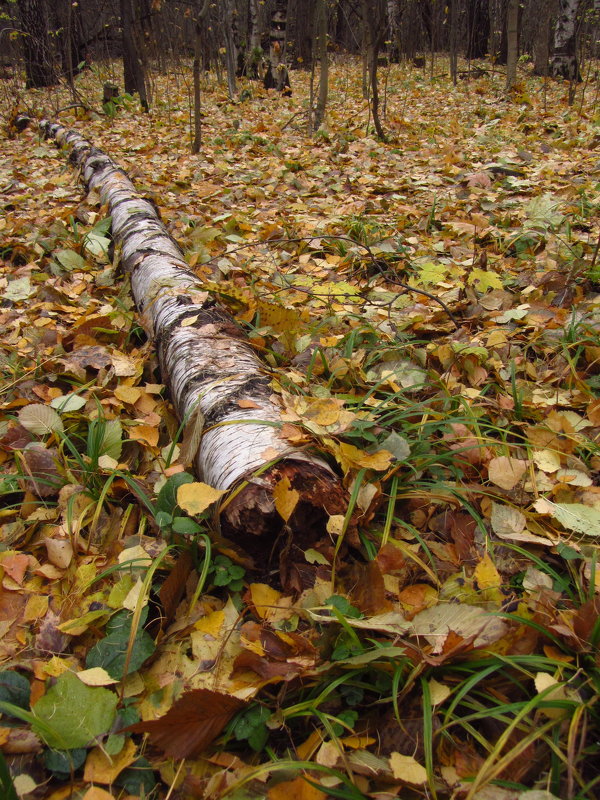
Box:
39, 121, 346, 572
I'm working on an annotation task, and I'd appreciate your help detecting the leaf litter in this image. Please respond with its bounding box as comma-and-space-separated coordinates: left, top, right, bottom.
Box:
0, 59, 600, 798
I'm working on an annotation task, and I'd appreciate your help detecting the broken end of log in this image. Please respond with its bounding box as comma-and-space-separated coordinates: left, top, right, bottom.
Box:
220, 459, 349, 592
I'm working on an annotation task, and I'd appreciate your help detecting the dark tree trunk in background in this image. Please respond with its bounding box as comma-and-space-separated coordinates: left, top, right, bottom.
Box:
52, 0, 86, 82
506, 0, 520, 89
420, 0, 434, 48
449, 0, 458, 84
192, 0, 211, 154
120, 0, 149, 110
312, 0, 329, 131
17, 0, 59, 88
533, 0, 554, 75
551, 0, 581, 80
466, 0, 490, 59
497, 0, 509, 63
288, 0, 318, 68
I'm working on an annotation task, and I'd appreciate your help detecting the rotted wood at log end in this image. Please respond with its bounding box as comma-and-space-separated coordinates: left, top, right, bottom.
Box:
221, 459, 353, 593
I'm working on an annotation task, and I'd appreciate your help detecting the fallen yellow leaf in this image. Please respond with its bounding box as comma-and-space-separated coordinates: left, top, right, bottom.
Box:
326, 514, 345, 536
473, 552, 501, 590
177, 482, 225, 515
82, 789, 115, 800
273, 475, 299, 522
114, 385, 142, 404
76, 667, 117, 686
428, 677, 451, 706
250, 583, 283, 621
389, 752, 427, 784
24, 593, 49, 622
301, 397, 343, 426
338, 442, 393, 472
83, 738, 137, 783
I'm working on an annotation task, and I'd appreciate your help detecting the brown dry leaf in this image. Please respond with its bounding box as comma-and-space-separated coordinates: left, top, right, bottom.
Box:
279, 423, 309, 444
19, 445, 62, 497
487, 456, 527, 490
0, 552, 29, 585
232, 649, 302, 682
238, 398, 261, 409
159, 549, 194, 621
410, 604, 508, 653
125, 688, 246, 758
128, 423, 159, 447
466, 171, 492, 189
398, 584, 438, 619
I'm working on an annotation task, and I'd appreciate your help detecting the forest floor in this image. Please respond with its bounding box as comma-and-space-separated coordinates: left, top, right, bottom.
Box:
0, 57, 600, 800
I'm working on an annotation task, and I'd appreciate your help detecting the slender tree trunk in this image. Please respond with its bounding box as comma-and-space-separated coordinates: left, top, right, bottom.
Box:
312, 0, 329, 131
533, 0, 554, 76
17, 0, 59, 88
56, 0, 85, 84
360, 0, 387, 141
39, 120, 347, 583
449, 0, 458, 85
497, 0, 508, 64
466, 0, 490, 60
551, 0, 581, 80
223, 0, 238, 100
120, 0, 149, 110
192, 0, 211, 154
505, 0, 520, 91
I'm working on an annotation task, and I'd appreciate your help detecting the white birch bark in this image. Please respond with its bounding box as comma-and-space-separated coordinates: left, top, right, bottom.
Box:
551, 0, 581, 80
387, 0, 400, 60
39, 121, 345, 558
249, 0, 261, 53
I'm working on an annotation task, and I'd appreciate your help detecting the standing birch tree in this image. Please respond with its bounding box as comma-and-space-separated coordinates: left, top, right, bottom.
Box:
551, 0, 581, 80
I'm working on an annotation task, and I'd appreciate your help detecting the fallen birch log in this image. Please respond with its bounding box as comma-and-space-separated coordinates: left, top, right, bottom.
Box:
39, 120, 346, 572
